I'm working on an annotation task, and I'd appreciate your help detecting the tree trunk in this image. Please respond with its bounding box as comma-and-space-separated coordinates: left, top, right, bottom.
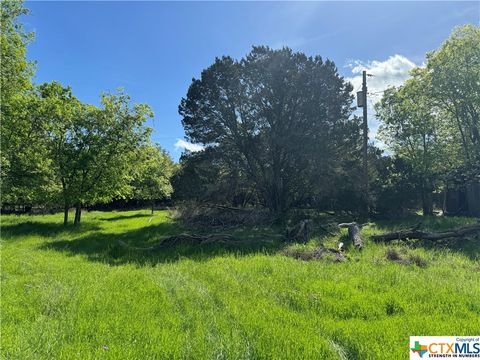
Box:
61, 179, 69, 225
421, 186, 433, 216
453, 105, 471, 163
63, 205, 69, 225
151, 201, 154, 215
74, 205, 82, 225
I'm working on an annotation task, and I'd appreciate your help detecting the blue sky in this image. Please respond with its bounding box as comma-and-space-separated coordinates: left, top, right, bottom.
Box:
24, 1, 479, 160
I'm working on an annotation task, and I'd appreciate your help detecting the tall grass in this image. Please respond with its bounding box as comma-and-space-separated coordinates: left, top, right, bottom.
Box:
1, 210, 479, 359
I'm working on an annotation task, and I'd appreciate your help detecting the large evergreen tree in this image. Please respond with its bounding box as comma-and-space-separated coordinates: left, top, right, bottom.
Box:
179, 46, 361, 214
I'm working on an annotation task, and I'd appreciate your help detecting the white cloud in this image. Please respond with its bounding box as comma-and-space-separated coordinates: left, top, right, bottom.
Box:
174, 139, 204, 153
345, 54, 418, 143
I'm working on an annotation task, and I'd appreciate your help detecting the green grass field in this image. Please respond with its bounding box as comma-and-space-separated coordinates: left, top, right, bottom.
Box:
1, 210, 479, 359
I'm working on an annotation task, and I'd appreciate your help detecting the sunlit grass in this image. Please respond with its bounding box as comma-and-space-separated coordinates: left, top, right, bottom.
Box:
1, 210, 479, 359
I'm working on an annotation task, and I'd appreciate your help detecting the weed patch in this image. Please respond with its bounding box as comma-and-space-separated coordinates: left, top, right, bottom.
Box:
385, 248, 428, 268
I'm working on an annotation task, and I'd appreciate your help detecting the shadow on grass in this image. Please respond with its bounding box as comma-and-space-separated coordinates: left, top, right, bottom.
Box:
98, 213, 153, 222
2, 221, 101, 240
39, 221, 288, 266
411, 237, 480, 260
372, 215, 480, 261
25, 213, 479, 264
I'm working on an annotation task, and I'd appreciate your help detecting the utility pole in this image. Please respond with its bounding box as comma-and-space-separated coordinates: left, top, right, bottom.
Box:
357, 70, 369, 215
362, 70, 368, 200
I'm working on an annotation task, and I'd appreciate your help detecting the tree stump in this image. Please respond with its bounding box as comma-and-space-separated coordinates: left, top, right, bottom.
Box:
338, 222, 363, 250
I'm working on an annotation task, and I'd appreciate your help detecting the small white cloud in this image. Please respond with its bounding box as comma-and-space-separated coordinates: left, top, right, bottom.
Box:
347, 54, 417, 100
345, 54, 418, 143
174, 139, 204, 153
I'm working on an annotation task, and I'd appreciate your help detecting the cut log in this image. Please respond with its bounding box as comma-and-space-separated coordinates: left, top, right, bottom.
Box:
338, 222, 363, 250
371, 223, 480, 242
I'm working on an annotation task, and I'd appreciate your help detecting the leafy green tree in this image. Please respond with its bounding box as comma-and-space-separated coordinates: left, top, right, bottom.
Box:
0, 0, 52, 205
132, 144, 174, 214
0, 0, 33, 101
1, 1, 163, 219
34, 82, 83, 222
37, 83, 152, 224
425, 24, 480, 166
179, 46, 360, 215
376, 25, 480, 216
376, 71, 449, 215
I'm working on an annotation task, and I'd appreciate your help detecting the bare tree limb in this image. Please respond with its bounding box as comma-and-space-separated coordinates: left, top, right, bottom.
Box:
371, 223, 480, 242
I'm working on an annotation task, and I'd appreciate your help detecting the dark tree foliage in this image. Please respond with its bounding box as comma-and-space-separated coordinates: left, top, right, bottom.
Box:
178, 46, 362, 214
370, 155, 419, 217
172, 149, 258, 207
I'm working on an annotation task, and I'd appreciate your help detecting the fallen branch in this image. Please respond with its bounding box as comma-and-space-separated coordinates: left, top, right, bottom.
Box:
317, 223, 339, 236
118, 233, 275, 251
338, 222, 363, 250
371, 223, 480, 242
208, 204, 250, 212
